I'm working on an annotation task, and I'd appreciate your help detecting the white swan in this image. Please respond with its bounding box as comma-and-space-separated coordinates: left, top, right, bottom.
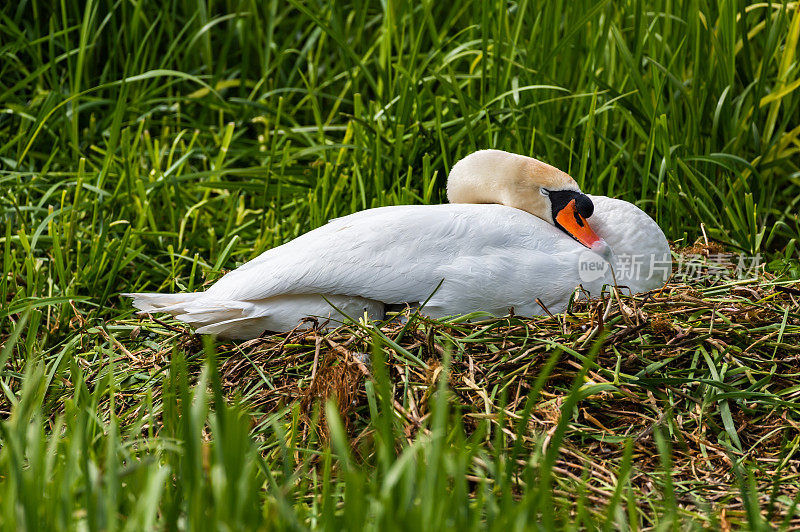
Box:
125, 150, 670, 339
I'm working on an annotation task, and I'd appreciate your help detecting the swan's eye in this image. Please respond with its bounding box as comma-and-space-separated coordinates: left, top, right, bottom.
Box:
540, 188, 550, 197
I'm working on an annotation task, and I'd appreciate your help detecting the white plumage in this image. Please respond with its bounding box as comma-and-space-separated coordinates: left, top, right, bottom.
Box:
125, 151, 670, 338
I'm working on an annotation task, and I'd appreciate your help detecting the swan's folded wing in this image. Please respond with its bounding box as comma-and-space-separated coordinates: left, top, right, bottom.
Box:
202, 203, 569, 305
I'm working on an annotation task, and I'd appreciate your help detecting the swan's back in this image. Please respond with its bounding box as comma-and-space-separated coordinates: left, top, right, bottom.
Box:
204, 204, 574, 303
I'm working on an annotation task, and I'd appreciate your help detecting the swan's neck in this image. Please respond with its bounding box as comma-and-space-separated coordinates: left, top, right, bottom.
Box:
585, 196, 671, 291
446, 150, 579, 224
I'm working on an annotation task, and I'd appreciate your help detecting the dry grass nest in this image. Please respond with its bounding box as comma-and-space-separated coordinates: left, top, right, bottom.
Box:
31, 247, 800, 522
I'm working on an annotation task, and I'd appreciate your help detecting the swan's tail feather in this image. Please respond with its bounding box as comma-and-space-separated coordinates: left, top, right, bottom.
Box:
175, 301, 252, 324
194, 315, 271, 337
122, 292, 206, 315
122, 292, 385, 339
176, 308, 244, 324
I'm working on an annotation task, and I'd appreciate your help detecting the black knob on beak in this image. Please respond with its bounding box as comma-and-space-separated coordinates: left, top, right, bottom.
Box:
575, 194, 594, 219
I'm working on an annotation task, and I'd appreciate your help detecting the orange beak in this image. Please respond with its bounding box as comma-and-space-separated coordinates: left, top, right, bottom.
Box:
555, 199, 603, 249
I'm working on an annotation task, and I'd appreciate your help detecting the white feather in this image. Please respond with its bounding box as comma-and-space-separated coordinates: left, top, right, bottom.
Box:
125, 197, 669, 339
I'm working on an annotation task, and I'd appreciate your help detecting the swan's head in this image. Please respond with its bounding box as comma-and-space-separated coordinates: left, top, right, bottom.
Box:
447, 149, 610, 256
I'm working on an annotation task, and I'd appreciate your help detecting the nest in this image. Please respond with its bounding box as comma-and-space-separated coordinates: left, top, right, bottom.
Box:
12, 246, 795, 524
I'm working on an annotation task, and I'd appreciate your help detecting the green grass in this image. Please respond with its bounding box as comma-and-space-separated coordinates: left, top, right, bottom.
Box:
1, 0, 800, 529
